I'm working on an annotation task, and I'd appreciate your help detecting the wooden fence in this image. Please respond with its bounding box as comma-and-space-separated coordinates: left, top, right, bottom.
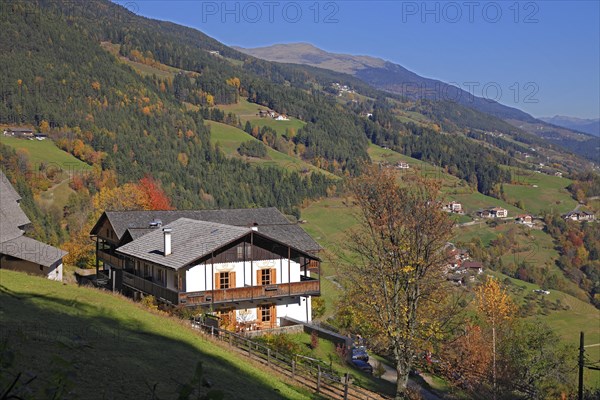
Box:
194, 322, 390, 400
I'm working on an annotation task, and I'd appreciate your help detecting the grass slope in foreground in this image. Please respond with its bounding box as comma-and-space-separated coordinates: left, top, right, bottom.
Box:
0, 270, 316, 400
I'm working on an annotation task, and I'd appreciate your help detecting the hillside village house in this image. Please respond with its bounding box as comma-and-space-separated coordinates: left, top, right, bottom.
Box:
3, 127, 34, 138
515, 214, 533, 225
90, 208, 321, 329
563, 211, 596, 222
443, 201, 463, 214
0, 172, 66, 280
478, 207, 508, 218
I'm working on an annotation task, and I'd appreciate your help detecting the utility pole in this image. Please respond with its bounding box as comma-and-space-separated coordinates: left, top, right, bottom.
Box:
578, 331, 584, 400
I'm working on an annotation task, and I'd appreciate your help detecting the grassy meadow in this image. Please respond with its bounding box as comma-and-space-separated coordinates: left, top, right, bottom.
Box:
207, 121, 336, 177
0, 270, 319, 399
0, 135, 91, 172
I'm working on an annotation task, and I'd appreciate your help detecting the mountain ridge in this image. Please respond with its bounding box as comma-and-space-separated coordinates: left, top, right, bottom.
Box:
539, 115, 600, 137
237, 42, 600, 161
236, 42, 536, 122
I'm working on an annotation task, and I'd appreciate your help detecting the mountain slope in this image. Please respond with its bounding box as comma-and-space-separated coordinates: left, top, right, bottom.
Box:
236, 43, 536, 121
239, 43, 600, 162
539, 116, 600, 137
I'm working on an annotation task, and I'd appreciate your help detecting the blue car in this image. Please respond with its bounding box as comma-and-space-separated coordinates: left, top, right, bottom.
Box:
351, 359, 373, 374
351, 346, 369, 362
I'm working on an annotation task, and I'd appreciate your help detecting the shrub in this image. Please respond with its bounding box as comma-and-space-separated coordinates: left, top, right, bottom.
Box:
311, 296, 326, 319
140, 294, 158, 311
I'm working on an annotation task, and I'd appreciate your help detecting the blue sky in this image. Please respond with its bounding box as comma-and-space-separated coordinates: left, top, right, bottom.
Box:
121, 1, 599, 119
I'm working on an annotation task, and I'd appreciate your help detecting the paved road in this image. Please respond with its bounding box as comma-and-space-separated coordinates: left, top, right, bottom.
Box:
370, 360, 443, 400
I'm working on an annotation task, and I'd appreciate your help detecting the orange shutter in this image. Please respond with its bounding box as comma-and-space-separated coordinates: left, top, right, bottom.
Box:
256, 270, 261, 286
229, 271, 236, 288
215, 273, 220, 289
270, 304, 277, 328
271, 268, 276, 284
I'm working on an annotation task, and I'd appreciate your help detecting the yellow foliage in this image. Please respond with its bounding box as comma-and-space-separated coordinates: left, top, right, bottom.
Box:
39, 120, 50, 133
177, 152, 189, 167
475, 276, 514, 326
205, 94, 215, 107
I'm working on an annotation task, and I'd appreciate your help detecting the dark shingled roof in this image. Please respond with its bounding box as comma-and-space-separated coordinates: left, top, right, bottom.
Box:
1, 171, 31, 242
1, 236, 67, 267
1, 171, 66, 266
117, 218, 251, 269
95, 208, 322, 253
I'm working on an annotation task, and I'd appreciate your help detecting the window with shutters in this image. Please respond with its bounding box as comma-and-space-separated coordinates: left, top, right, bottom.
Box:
215, 272, 235, 289
260, 269, 271, 285
259, 305, 271, 322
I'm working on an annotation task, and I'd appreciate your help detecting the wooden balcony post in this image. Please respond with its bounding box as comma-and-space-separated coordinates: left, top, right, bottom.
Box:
288, 247, 291, 296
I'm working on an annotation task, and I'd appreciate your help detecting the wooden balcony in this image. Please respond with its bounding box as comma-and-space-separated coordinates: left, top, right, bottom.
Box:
97, 250, 124, 269
122, 271, 179, 304
180, 279, 320, 307
120, 270, 319, 307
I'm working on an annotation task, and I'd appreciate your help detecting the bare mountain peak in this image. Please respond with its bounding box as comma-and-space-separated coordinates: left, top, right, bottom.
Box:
236, 42, 388, 74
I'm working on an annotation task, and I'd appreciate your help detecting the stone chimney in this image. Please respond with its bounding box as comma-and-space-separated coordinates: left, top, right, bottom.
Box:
163, 228, 172, 256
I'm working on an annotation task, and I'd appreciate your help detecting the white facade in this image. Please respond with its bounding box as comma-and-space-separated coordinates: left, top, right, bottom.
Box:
186, 258, 303, 292
185, 258, 311, 324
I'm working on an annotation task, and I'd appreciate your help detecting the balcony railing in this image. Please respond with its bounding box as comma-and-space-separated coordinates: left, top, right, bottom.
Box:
122, 271, 179, 304
121, 270, 320, 307
97, 250, 124, 269
180, 279, 320, 306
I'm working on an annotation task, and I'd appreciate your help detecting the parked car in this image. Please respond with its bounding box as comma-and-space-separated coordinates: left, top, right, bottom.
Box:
351, 359, 373, 374
351, 346, 369, 362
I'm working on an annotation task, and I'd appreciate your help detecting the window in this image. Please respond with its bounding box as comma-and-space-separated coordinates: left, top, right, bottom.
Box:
215, 272, 235, 289
220, 272, 230, 289
259, 305, 271, 322
237, 245, 244, 260
260, 269, 271, 285
157, 269, 165, 284
143, 264, 150, 277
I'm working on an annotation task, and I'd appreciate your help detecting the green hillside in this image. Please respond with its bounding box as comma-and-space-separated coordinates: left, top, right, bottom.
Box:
0, 136, 91, 172
368, 144, 523, 217
208, 121, 336, 177
487, 271, 600, 388
0, 270, 315, 400
301, 196, 598, 387
503, 167, 577, 215
218, 99, 306, 135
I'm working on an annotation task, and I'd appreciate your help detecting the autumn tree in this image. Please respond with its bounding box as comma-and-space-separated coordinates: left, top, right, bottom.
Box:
339, 165, 455, 399
138, 176, 173, 210
441, 323, 492, 392
475, 276, 515, 398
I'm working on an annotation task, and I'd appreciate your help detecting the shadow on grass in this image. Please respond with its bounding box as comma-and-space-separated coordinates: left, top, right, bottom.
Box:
0, 282, 316, 399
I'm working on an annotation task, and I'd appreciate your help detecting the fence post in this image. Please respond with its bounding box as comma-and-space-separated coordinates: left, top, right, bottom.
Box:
317, 365, 321, 393
229, 332, 233, 346
211, 326, 214, 336
247, 339, 251, 357
267, 348, 271, 367
291, 359, 296, 379
343, 372, 349, 400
